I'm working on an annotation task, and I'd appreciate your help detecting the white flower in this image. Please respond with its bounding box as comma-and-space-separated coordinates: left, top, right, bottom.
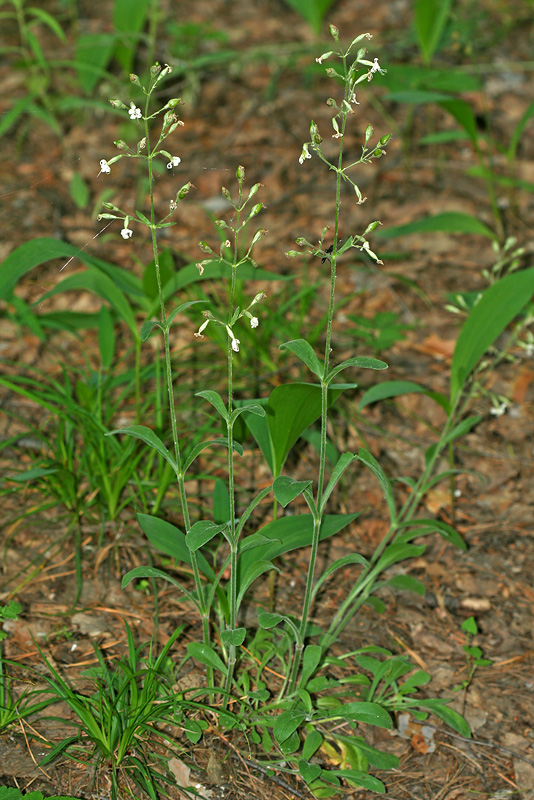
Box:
167, 156, 181, 169
368, 58, 386, 81
98, 159, 111, 175
299, 143, 312, 165
121, 227, 133, 239
231, 338, 240, 352
490, 402, 508, 417
194, 319, 210, 339
129, 103, 142, 120
250, 317, 259, 328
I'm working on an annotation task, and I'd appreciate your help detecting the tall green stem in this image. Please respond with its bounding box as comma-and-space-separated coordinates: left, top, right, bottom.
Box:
288, 58, 350, 694
224, 193, 242, 699
143, 92, 211, 655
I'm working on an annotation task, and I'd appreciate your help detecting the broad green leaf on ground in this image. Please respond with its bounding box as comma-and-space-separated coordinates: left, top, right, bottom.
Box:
240, 383, 355, 477
451, 267, 534, 402
136, 514, 215, 580
358, 380, 449, 413
415, 0, 454, 64
377, 212, 496, 242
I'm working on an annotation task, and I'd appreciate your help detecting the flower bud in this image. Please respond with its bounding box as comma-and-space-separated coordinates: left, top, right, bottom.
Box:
236, 165, 245, 182
176, 182, 192, 200
167, 98, 182, 107
114, 140, 129, 150
329, 24, 339, 41
198, 241, 214, 254
130, 74, 141, 87
150, 63, 161, 77
109, 98, 128, 109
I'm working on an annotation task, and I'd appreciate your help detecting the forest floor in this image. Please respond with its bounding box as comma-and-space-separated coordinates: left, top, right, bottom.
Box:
1, 0, 534, 798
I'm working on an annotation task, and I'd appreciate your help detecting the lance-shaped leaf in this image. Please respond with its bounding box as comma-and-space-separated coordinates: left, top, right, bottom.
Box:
140, 319, 161, 341
195, 390, 229, 422
106, 425, 178, 473
183, 438, 243, 473
187, 642, 227, 676
279, 339, 324, 380
186, 520, 228, 552
359, 380, 449, 413
451, 267, 534, 402
240, 383, 355, 477
167, 299, 207, 327
395, 518, 466, 550
320, 452, 358, 513
311, 553, 368, 599
137, 513, 215, 580
335, 701, 392, 728
355, 448, 396, 523
273, 475, 313, 508
122, 566, 198, 607
326, 356, 387, 386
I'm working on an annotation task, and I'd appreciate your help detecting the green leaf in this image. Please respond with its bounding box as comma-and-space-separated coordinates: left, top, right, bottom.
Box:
377, 212, 497, 241
302, 729, 323, 761
281, 0, 336, 35
38, 269, 139, 338
439, 99, 478, 144
187, 642, 227, 676
0, 238, 82, 300
196, 390, 229, 422
106, 425, 178, 472
97, 304, 114, 369
273, 709, 308, 744
332, 733, 399, 770
374, 543, 425, 572
331, 769, 385, 792
417, 699, 471, 737
396, 518, 466, 550
136, 514, 215, 580
442, 415, 482, 445
415, 0, 453, 64
186, 520, 227, 552
358, 380, 449, 413
74, 32, 116, 93
355, 448, 396, 523
312, 553, 368, 599
280, 339, 324, 379
183, 438, 243, 472
336, 702, 392, 729
242, 383, 354, 477
300, 644, 323, 687
167, 299, 207, 327
320, 452, 357, 513
238, 513, 359, 578
257, 609, 285, 629
121, 566, 197, 606
213, 478, 231, 524
140, 319, 161, 341
451, 267, 534, 402
461, 616, 478, 635
221, 627, 246, 647
298, 759, 322, 784
383, 574, 426, 595
237, 560, 277, 609
273, 475, 313, 507
326, 356, 387, 385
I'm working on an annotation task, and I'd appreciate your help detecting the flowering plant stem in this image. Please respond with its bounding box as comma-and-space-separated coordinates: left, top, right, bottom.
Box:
287, 33, 389, 693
